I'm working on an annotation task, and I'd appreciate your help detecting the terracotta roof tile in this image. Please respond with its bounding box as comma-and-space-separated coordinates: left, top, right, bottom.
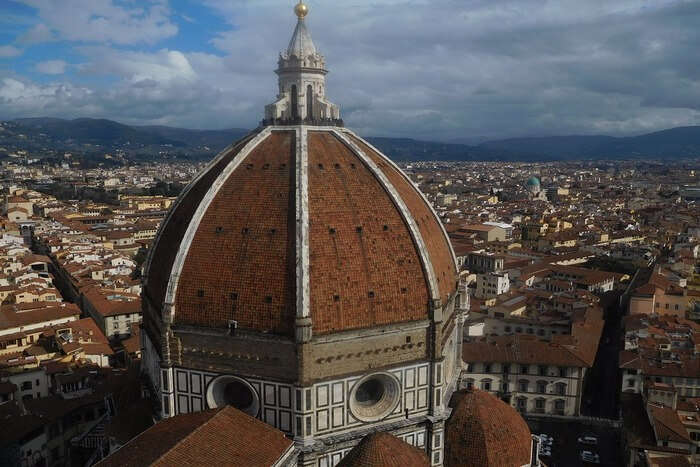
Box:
146, 129, 456, 336
350, 135, 457, 304
97, 406, 293, 467
337, 432, 429, 467
175, 130, 296, 334
145, 132, 258, 313
308, 131, 429, 333
648, 404, 692, 444
445, 389, 532, 467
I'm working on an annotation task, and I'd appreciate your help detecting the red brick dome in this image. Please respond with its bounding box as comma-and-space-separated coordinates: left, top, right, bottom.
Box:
445, 389, 533, 467
144, 127, 457, 337
337, 432, 430, 467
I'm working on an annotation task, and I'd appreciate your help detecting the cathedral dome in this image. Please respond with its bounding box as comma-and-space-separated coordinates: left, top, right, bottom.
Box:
444, 389, 533, 467
526, 176, 540, 187
141, 6, 466, 465
337, 432, 430, 467
143, 5, 457, 339
143, 126, 457, 337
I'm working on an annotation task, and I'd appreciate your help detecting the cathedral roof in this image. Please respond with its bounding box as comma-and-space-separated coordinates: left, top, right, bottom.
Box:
337, 432, 430, 467
143, 0, 456, 353
444, 389, 533, 467
96, 406, 293, 467
144, 127, 457, 337
287, 14, 317, 58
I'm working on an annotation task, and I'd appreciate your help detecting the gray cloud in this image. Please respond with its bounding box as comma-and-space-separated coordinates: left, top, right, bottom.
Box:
1, 0, 699, 141
16, 0, 177, 45
35, 60, 67, 75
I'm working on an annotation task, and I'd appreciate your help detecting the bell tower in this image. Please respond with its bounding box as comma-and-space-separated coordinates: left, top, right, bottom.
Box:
264, 1, 341, 125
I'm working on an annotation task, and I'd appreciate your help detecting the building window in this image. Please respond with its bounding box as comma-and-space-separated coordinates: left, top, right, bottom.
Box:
306, 84, 314, 119
484, 364, 491, 373
502, 364, 510, 374
481, 379, 492, 391
559, 367, 567, 377
519, 380, 529, 392
554, 399, 565, 414
291, 85, 299, 118
556, 383, 566, 395
538, 365, 547, 376
521, 365, 529, 374
537, 381, 547, 393
349, 373, 401, 423
535, 398, 545, 413
517, 397, 527, 411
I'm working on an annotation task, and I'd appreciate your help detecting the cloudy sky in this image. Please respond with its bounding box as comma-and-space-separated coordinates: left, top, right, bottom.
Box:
0, 0, 699, 141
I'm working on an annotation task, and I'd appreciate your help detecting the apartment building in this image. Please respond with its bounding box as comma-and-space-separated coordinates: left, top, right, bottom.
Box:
475, 272, 510, 299
461, 307, 604, 417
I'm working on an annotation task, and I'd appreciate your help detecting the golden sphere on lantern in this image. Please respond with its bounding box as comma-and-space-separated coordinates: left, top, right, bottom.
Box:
294, 1, 309, 19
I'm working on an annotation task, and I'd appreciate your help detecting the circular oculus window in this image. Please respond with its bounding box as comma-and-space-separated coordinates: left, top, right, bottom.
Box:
206, 375, 260, 417
349, 372, 401, 422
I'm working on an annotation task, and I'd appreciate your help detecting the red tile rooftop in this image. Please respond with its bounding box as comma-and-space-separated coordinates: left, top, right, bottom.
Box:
96, 406, 293, 467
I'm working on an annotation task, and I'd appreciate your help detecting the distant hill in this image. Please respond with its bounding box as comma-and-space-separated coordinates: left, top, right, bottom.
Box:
1, 117, 699, 161
135, 125, 249, 150
479, 126, 700, 159
1, 118, 249, 158
365, 137, 534, 162
13, 117, 185, 147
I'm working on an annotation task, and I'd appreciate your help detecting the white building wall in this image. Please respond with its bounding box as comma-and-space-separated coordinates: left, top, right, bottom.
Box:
8, 369, 49, 400
460, 362, 583, 416
475, 272, 509, 299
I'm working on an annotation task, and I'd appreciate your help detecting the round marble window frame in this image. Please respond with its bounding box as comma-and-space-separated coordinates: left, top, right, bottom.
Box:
205, 375, 260, 417
349, 372, 401, 423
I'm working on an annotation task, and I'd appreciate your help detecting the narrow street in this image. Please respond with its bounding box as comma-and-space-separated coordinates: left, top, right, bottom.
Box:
581, 291, 623, 419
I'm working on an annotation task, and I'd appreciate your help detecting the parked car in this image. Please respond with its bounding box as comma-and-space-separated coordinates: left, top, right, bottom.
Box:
581, 451, 600, 464
578, 435, 598, 445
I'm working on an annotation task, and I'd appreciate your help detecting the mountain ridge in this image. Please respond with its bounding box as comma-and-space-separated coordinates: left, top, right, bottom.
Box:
2, 117, 699, 161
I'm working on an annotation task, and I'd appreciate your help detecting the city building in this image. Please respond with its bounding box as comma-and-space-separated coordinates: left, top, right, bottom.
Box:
461, 306, 604, 417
